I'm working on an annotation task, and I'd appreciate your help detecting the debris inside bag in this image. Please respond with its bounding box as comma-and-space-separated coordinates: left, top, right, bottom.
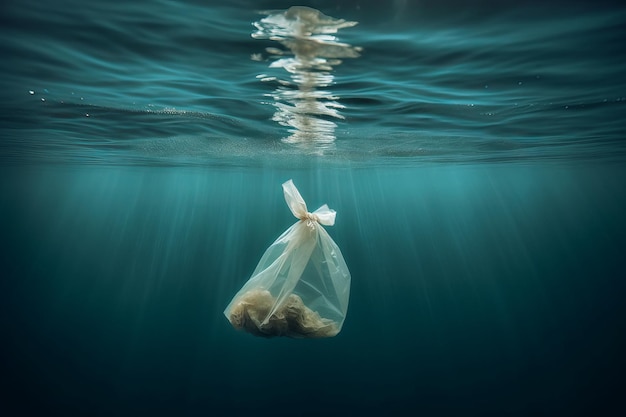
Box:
228, 289, 339, 338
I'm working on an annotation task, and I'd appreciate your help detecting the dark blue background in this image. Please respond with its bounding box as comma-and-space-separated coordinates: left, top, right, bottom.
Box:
1, 163, 625, 416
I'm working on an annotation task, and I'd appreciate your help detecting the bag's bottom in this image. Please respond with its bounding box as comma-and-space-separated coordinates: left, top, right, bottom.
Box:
227, 289, 339, 338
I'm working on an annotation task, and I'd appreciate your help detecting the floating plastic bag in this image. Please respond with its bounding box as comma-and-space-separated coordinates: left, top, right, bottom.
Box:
224, 179, 351, 338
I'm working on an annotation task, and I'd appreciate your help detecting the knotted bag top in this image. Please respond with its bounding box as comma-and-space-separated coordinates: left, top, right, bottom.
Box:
282, 179, 336, 228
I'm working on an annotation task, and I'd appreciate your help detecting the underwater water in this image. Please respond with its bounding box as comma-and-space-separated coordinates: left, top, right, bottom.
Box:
1, 0, 625, 416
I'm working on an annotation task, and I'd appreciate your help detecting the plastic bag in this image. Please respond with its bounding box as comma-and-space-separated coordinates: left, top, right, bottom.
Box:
224, 179, 351, 338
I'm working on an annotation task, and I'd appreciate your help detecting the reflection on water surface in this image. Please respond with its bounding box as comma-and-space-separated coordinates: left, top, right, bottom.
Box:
252, 6, 361, 151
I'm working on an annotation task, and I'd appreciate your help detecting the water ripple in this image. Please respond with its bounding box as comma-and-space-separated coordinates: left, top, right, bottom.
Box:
252, 6, 361, 152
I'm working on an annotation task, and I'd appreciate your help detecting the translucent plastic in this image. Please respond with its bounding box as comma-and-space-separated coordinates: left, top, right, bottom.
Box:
224, 179, 351, 338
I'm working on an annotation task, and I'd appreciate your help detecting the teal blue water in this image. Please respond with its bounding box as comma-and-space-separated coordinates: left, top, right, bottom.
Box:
1, 0, 625, 416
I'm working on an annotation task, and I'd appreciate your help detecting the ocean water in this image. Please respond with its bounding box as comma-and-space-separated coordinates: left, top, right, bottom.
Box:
1, 0, 625, 416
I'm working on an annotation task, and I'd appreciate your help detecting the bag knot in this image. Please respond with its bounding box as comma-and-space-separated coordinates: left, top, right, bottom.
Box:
301, 212, 320, 229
